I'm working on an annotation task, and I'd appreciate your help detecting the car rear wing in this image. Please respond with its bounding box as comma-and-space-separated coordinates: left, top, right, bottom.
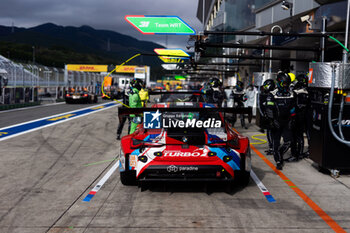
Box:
118, 107, 252, 122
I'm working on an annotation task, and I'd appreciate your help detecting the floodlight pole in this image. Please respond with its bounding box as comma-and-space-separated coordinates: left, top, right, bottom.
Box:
269, 25, 283, 73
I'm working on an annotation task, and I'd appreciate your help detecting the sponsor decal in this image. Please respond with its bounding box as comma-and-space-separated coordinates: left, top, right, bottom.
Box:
115, 65, 147, 73
163, 117, 221, 128
130, 155, 137, 167
179, 166, 199, 171
159, 57, 185, 63
163, 151, 207, 157
154, 48, 190, 58
67, 64, 108, 72
332, 119, 350, 127
144, 110, 162, 129
166, 165, 199, 172
167, 165, 178, 172
143, 111, 222, 129
341, 120, 350, 126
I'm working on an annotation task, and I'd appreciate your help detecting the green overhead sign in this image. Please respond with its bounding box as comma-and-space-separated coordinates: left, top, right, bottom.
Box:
125, 15, 196, 35
175, 75, 186, 80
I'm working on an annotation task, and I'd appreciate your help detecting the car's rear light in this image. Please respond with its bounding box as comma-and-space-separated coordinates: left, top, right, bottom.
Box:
131, 138, 163, 148
83, 94, 88, 97
227, 138, 240, 149
66, 94, 70, 97
227, 131, 240, 149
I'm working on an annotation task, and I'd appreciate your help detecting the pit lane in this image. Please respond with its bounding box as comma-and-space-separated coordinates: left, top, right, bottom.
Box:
0, 98, 110, 128
0, 105, 349, 232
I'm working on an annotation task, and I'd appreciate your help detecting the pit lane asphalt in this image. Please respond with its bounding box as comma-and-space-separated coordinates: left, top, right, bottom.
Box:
0, 104, 349, 233
0, 99, 113, 128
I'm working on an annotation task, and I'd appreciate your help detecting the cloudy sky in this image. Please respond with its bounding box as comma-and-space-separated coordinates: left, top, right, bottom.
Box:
0, 0, 203, 50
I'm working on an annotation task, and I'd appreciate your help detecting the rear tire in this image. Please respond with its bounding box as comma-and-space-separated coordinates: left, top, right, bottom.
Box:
87, 97, 92, 104
236, 171, 250, 186
120, 170, 136, 185
236, 153, 250, 186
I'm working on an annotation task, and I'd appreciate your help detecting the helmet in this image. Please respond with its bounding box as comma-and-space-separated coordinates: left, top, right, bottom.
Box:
276, 72, 291, 93
236, 81, 244, 92
208, 78, 222, 88
296, 74, 308, 87
263, 79, 275, 92
288, 73, 296, 83
130, 78, 143, 91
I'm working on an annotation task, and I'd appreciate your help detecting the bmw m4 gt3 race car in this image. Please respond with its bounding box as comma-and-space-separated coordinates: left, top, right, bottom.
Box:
65, 90, 98, 104
118, 93, 252, 188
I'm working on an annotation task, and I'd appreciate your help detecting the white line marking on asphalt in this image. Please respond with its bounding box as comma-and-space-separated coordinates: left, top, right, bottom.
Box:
83, 161, 120, 202
250, 170, 276, 202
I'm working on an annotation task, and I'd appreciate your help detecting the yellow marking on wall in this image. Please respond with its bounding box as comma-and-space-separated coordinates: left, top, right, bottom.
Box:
47, 114, 76, 121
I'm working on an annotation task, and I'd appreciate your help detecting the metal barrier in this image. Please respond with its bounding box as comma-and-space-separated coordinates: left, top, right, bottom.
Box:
0, 55, 105, 105
1, 87, 38, 104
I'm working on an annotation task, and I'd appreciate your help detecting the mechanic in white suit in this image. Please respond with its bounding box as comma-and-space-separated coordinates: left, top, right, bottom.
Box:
224, 86, 235, 107
244, 84, 256, 116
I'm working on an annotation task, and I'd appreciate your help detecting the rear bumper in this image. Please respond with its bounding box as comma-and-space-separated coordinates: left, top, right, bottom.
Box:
66, 96, 88, 102
66, 97, 88, 100
138, 165, 235, 182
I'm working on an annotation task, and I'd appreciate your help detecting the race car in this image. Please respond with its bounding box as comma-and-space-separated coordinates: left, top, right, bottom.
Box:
118, 92, 252, 189
65, 90, 98, 104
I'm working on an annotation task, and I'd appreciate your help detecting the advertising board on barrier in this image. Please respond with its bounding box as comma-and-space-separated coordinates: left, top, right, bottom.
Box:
115, 65, 137, 73
115, 65, 148, 74
67, 64, 108, 72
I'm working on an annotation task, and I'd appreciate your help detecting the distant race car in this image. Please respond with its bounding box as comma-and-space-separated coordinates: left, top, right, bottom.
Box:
118, 92, 252, 189
65, 90, 98, 104
150, 83, 164, 91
